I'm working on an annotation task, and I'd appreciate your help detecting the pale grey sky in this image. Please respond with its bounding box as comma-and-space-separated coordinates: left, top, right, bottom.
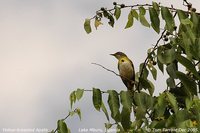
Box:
0, 0, 200, 133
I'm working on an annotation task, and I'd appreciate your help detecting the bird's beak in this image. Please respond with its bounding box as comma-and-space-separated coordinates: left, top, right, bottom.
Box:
110, 53, 115, 56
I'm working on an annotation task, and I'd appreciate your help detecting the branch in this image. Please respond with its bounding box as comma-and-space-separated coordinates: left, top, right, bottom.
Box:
90, 2, 199, 20
84, 89, 108, 94
91, 62, 135, 85
92, 62, 120, 77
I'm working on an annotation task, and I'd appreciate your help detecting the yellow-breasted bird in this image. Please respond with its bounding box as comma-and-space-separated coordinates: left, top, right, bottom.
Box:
110, 52, 135, 90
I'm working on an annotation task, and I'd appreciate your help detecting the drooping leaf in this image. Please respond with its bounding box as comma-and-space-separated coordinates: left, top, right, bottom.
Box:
116, 124, 124, 133
107, 90, 120, 122
166, 63, 177, 79
70, 91, 76, 109
76, 88, 84, 101
140, 78, 154, 96
153, 93, 168, 118
134, 92, 154, 110
131, 9, 139, 20
114, 6, 121, 20
166, 77, 176, 88
139, 63, 149, 79
121, 107, 131, 131
180, 18, 193, 27
94, 19, 103, 30
152, 2, 160, 14
92, 88, 102, 111
161, 6, 175, 32
108, 15, 115, 27
166, 92, 178, 113
76, 108, 82, 120
120, 91, 132, 111
149, 7, 160, 33
148, 64, 157, 80
157, 46, 175, 64
139, 15, 150, 27
101, 102, 110, 121
176, 71, 197, 96
139, 6, 146, 15
191, 38, 200, 59
125, 10, 134, 29
105, 123, 112, 129
176, 54, 200, 80
177, 10, 188, 20
185, 98, 193, 111
57, 120, 69, 133
157, 58, 164, 73
190, 12, 200, 37
84, 19, 92, 34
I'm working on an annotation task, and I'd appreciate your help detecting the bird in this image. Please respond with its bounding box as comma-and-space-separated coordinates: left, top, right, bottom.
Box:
110, 52, 135, 90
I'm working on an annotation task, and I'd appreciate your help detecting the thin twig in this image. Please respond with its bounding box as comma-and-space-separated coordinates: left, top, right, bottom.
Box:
91, 63, 135, 85
84, 89, 108, 94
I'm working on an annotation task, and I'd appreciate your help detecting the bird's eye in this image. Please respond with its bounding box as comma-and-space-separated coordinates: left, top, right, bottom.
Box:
121, 59, 124, 62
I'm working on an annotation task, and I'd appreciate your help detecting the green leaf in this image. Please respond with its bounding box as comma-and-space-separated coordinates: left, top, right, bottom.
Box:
92, 88, 102, 111
101, 102, 110, 121
76, 108, 82, 120
191, 38, 200, 60
149, 7, 160, 33
176, 71, 197, 96
148, 65, 157, 80
161, 6, 175, 32
157, 58, 164, 73
120, 91, 132, 111
177, 10, 188, 20
84, 19, 92, 34
139, 15, 150, 27
190, 12, 200, 37
114, 6, 121, 20
185, 98, 193, 111
154, 93, 168, 118
152, 2, 160, 14
166, 92, 178, 113
166, 63, 177, 79
176, 54, 200, 80
76, 89, 84, 101
134, 92, 154, 110
139, 6, 146, 15
131, 9, 138, 20
70, 91, 76, 109
135, 107, 146, 120
94, 19, 103, 30
107, 90, 120, 122
108, 15, 115, 27
116, 124, 124, 133
125, 10, 134, 29
139, 63, 149, 79
57, 120, 69, 133
121, 107, 131, 131
148, 80, 155, 96
166, 77, 176, 88
180, 18, 193, 27
105, 123, 112, 129
157, 46, 175, 64
140, 78, 154, 96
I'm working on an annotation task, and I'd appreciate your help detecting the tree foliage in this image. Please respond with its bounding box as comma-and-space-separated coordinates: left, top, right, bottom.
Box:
51, 0, 200, 132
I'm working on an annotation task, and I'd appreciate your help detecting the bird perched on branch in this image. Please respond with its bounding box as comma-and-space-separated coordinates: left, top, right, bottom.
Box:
110, 52, 135, 90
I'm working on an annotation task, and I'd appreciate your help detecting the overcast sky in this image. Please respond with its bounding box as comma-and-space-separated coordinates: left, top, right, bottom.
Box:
0, 0, 200, 133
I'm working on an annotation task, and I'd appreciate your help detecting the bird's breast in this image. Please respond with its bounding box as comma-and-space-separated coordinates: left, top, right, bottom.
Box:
119, 61, 134, 79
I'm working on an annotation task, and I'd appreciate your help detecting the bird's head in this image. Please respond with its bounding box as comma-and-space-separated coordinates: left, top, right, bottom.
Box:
110, 52, 127, 60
